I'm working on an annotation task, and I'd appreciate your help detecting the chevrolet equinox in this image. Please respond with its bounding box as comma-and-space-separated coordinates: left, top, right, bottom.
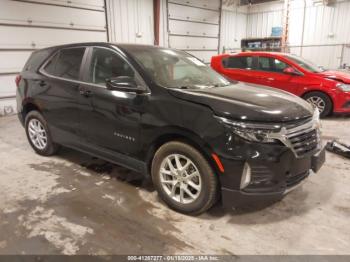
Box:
16, 43, 326, 214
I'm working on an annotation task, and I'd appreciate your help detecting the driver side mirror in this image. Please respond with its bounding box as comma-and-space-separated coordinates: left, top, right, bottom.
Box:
283, 67, 302, 76
106, 76, 139, 92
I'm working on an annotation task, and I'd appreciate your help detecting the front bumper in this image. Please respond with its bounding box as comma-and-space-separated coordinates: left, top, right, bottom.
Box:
333, 91, 350, 113
219, 146, 326, 209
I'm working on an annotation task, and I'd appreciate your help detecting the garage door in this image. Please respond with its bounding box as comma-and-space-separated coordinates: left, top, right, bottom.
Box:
167, 0, 221, 64
0, 0, 107, 116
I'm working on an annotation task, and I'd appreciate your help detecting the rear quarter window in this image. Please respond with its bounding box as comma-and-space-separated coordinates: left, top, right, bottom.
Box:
23, 48, 54, 72
43, 47, 85, 81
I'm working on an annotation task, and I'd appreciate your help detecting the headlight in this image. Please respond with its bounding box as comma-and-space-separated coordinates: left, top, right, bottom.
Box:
337, 83, 350, 92
215, 116, 280, 143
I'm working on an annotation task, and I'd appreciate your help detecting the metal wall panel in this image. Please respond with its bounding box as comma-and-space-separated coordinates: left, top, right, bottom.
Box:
220, 9, 247, 51
0, 51, 32, 74
0, 0, 107, 116
0, 26, 107, 49
106, 0, 154, 44
19, 0, 105, 11
168, 3, 220, 24
169, 35, 219, 50
246, 8, 283, 38
169, 0, 220, 10
167, 0, 221, 63
244, 0, 350, 68
168, 19, 219, 37
0, 0, 106, 31
0, 75, 18, 97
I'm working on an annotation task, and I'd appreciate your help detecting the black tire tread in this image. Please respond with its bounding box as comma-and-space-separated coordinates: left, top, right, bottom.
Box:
25, 110, 60, 156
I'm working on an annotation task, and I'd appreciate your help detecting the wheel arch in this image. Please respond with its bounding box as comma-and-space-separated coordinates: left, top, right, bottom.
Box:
301, 89, 334, 111
145, 127, 221, 179
22, 102, 41, 120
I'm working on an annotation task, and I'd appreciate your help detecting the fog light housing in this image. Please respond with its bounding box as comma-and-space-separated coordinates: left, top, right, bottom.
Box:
240, 162, 251, 189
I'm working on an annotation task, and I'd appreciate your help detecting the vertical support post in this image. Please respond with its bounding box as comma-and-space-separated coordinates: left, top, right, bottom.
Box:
281, 0, 290, 52
153, 0, 160, 45
104, 0, 110, 42
300, 0, 306, 56
218, 0, 223, 54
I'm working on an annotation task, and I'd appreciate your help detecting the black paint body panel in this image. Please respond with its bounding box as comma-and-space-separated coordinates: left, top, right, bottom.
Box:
16, 42, 324, 209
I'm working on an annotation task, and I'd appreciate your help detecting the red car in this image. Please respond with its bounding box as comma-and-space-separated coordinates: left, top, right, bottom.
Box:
211, 52, 350, 117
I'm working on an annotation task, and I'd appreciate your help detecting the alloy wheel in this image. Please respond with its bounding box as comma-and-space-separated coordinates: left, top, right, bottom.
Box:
306, 96, 325, 113
28, 119, 48, 150
159, 154, 202, 204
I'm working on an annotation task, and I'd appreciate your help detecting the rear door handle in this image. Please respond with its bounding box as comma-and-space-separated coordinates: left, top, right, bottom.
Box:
35, 79, 47, 87
267, 78, 275, 81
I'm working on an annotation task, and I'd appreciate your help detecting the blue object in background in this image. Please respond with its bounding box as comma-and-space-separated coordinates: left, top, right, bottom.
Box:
271, 27, 283, 37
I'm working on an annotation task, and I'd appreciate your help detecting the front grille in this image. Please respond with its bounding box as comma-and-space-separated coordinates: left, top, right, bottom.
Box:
271, 116, 321, 158
286, 171, 309, 188
287, 129, 319, 158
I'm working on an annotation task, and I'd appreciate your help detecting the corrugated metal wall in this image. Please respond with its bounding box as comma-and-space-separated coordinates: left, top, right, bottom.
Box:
0, 0, 107, 116
106, 0, 154, 44
220, 1, 248, 52
166, 0, 221, 63
245, 0, 350, 69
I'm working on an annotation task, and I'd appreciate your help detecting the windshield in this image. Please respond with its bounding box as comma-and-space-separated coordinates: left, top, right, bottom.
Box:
129, 48, 230, 89
285, 54, 324, 73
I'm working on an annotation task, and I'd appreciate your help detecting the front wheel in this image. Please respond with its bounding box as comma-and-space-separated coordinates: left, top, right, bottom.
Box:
151, 141, 218, 215
303, 91, 332, 117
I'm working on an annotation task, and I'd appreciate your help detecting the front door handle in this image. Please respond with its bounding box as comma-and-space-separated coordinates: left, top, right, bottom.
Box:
79, 89, 93, 97
267, 78, 275, 81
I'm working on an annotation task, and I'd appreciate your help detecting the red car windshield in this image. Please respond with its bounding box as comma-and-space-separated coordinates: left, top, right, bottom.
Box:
285, 54, 324, 73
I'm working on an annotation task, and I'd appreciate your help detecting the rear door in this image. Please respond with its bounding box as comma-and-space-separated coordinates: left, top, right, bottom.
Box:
39, 47, 87, 145
220, 55, 263, 85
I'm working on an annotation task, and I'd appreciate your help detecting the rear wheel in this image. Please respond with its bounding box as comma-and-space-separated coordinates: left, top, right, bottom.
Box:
25, 111, 60, 156
303, 91, 332, 117
151, 141, 218, 215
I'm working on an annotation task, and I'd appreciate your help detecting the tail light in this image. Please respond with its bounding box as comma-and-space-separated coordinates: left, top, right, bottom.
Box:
15, 75, 22, 88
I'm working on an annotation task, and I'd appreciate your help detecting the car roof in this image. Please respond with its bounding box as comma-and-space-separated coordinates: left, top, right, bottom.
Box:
38, 42, 169, 52
217, 51, 291, 58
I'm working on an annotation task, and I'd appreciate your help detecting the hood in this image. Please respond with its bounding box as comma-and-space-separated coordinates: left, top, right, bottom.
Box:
318, 70, 350, 84
168, 82, 314, 122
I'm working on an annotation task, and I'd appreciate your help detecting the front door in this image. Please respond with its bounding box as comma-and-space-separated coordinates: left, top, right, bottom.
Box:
77, 47, 148, 156
256, 56, 302, 94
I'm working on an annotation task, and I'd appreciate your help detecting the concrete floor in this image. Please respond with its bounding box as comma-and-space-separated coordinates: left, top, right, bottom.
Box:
0, 115, 349, 255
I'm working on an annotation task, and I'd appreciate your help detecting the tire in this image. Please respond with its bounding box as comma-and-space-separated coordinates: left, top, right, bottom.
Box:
303, 91, 332, 118
151, 141, 218, 215
25, 111, 60, 156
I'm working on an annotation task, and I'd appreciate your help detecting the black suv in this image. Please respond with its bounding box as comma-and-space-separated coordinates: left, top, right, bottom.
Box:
16, 43, 325, 214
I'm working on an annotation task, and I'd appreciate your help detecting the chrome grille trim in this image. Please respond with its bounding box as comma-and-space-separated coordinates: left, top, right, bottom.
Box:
268, 112, 321, 158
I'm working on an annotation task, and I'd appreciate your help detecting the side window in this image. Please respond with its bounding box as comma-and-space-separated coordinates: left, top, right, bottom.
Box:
222, 56, 254, 70
258, 57, 271, 71
87, 48, 135, 86
258, 57, 289, 73
273, 58, 288, 73
44, 47, 85, 80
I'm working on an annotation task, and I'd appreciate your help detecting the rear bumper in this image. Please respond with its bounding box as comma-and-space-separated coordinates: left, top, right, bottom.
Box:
218, 146, 326, 209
